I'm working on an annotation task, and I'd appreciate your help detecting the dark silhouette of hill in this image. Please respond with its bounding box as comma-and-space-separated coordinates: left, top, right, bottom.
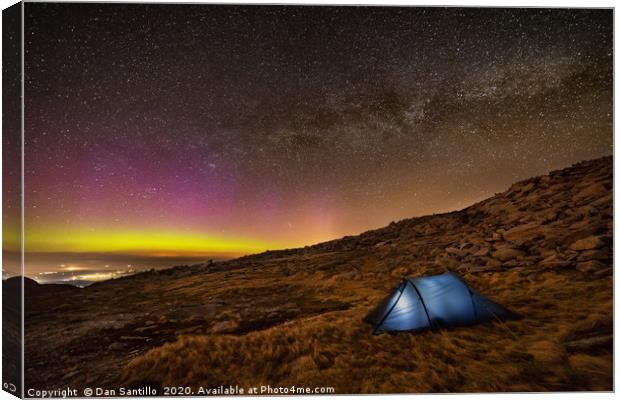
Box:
4, 276, 77, 297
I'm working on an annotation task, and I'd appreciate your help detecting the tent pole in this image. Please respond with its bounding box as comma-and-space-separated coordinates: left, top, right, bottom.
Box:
409, 279, 434, 330
372, 279, 406, 335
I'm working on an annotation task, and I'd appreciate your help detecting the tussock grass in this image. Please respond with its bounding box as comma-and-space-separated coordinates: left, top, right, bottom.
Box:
27, 158, 613, 392
120, 270, 612, 393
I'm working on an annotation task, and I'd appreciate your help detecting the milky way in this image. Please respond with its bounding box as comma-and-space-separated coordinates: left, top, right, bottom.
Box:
12, 4, 613, 277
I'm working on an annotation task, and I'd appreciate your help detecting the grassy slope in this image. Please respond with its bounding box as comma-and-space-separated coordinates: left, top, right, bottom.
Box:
26, 156, 613, 392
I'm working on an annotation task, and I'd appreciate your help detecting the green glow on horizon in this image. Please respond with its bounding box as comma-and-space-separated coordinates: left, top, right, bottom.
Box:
18, 228, 279, 255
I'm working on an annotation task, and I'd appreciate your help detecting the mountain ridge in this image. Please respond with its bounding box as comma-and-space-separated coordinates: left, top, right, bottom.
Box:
25, 156, 613, 392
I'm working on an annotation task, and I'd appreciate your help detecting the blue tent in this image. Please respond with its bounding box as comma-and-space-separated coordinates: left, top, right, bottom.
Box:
365, 272, 517, 334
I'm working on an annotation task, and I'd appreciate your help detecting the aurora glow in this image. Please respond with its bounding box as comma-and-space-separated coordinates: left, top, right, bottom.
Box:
8, 5, 612, 282
22, 228, 275, 254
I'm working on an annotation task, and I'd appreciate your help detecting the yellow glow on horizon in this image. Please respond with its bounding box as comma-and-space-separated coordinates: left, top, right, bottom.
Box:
71, 272, 119, 281
21, 228, 280, 255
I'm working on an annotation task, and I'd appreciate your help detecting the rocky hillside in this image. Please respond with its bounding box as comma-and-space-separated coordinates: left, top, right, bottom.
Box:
25, 156, 613, 393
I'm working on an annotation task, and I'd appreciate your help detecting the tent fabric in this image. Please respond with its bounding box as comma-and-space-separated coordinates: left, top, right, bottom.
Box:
365, 272, 517, 334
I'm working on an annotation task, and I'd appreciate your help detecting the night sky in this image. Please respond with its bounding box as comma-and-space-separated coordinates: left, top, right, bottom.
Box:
16, 4, 612, 280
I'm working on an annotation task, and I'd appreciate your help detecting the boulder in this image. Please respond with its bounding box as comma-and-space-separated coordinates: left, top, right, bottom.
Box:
456, 263, 474, 273
469, 264, 502, 273
485, 258, 503, 268
565, 335, 612, 353
61, 370, 80, 380
107, 342, 125, 351
211, 320, 239, 334
503, 260, 521, 268
569, 236, 605, 251
332, 270, 360, 281
594, 268, 612, 278
312, 349, 335, 370
473, 247, 491, 257
592, 193, 612, 208
119, 336, 150, 341
520, 182, 536, 193
576, 260, 606, 274
575, 205, 598, 218
473, 247, 490, 257
573, 182, 608, 202
492, 247, 525, 262
134, 325, 158, 333
502, 223, 544, 245
539, 248, 559, 258
577, 249, 609, 262
445, 246, 464, 257
540, 254, 573, 269
175, 326, 201, 336
543, 212, 558, 223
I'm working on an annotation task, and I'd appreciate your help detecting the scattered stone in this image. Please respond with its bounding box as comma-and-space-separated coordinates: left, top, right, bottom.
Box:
576, 260, 606, 274
592, 193, 612, 208
492, 247, 525, 262
485, 258, 503, 268
577, 249, 609, 262
107, 342, 125, 351
459, 242, 473, 250
540, 254, 573, 269
445, 247, 464, 257
594, 268, 613, 278
119, 336, 150, 341
175, 326, 201, 335
312, 350, 335, 369
333, 270, 360, 281
564, 251, 579, 261
456, 263, 474, 272
538, 248, 558, 258
473, 247, 490, 257
135, 325, 158, 333
503, 260, 520, 268
22, 157, 614, 390
211, 320, 239, 334
543, 212, 558, 223
575, 205, 598, 218
503, 223, 543, 245
469, 264, 502, 273
61, 370, 79, 380
565, 335, 613, 353
569, 236, 605, 251
519, 182, 535, 193
573, 182, 608, 202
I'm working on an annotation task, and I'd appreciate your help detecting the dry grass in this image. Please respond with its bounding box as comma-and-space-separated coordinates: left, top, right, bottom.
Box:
26, 157, 613, 393
120, 268, 612, 393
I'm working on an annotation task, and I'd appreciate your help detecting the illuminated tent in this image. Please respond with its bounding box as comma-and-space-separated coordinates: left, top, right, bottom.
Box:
364, 272, 517, 334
